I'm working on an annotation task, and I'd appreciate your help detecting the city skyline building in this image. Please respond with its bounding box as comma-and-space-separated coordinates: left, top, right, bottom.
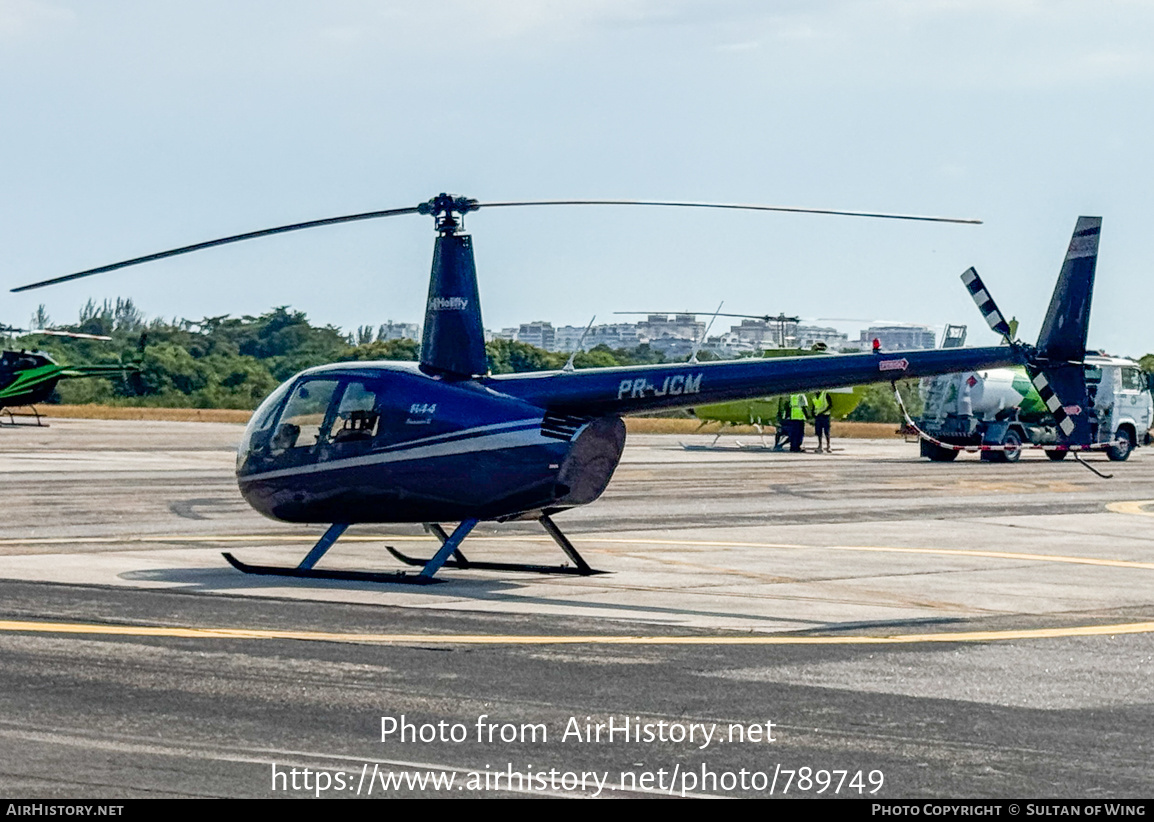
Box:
378, 316, 933, 357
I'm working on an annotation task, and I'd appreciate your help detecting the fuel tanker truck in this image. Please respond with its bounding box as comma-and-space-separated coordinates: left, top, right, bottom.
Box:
917, 355, 1153, 462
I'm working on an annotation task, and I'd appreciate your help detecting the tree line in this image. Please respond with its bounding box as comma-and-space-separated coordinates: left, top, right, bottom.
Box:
9, 301, 670, 410
8, 299, 1152, 423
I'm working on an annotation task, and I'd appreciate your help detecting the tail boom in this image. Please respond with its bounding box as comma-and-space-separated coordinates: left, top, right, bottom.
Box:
491, 346, 1019, 415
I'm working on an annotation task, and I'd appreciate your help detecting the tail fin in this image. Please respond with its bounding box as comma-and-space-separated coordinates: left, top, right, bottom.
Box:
1029, 216, 1102, 444
1036, 217, 1100, 363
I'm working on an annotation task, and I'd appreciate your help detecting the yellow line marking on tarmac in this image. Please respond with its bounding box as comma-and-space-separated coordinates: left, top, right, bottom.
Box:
2, 619, 1153, 645
1106, 500, 1154, 517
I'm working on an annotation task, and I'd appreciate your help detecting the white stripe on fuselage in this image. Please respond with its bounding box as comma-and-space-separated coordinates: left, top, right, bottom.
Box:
374, 417, 540, 453
239, 421, 546, 484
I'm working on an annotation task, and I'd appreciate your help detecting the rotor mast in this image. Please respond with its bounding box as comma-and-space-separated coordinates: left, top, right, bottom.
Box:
417, 194, 488, 378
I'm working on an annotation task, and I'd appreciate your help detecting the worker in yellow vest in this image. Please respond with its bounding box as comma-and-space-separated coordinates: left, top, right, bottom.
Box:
787, 393, 808, 453
772, 395, 789, 450
812, 389, 832, 453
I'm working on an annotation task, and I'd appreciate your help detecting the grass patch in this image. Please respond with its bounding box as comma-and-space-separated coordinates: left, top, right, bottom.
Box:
625, 417, 903, 438
37, 405, 252, 423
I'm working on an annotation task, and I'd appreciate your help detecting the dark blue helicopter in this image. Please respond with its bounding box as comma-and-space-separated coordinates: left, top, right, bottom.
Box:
14, 195, 1100, 584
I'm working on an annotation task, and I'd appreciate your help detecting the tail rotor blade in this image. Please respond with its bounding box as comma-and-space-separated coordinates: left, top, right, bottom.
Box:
960, 267, 1013, 341
1028, 369, 1078, 439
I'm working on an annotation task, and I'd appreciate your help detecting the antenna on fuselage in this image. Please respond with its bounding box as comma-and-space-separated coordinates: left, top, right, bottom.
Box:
688, 302, 724, 364
562, 316, 597, 373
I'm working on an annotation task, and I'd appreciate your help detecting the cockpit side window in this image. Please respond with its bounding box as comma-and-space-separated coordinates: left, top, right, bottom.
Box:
327, 381, 382, 443
271, 379, 340, 453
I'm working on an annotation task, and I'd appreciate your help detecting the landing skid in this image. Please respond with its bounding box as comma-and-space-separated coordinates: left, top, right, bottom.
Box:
221, 514, 603, 584
1, 406, 47, 427
386, 515, 606, 576
681, 441, 782, 452
221, 551, 441, 585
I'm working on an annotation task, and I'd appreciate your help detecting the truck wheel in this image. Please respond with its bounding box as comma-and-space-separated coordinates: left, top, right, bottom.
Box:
922, 441, 958, 462
1107, 428, 1134, 462
1001, 430, 1023, 463
984, 430, 1023, 463
1045, 449, 1068, 461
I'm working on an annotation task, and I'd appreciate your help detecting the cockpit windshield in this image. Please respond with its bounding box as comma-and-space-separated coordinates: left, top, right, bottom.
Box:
238, 373, 393, 474
237, 379, 293, 463
271, 380, 340, 452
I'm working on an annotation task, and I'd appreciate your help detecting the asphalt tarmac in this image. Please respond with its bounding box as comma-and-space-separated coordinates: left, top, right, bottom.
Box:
0, 418, 1151, 799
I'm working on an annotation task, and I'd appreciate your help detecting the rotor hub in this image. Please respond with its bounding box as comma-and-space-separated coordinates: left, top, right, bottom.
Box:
418, 193, 479, 234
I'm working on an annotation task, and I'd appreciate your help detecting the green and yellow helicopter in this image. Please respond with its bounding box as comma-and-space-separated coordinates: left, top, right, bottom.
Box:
0, 326, 135, 425
689, 346, 865, 448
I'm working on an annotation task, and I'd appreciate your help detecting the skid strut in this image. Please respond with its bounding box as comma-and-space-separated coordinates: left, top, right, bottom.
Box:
386, 514, 606, 576
222, 520, 480, 585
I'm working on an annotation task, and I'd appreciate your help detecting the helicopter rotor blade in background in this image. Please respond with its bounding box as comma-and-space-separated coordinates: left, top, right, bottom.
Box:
614, 311, 802, 323
0, 325, 112, 341
13, 197, 980, 293
31, 329, 114, 341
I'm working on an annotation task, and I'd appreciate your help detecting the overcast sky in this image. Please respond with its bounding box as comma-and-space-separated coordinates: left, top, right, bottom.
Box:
2, 1, 1152, 355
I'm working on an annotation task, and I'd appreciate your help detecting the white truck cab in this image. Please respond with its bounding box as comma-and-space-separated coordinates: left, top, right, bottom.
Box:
1085, 355, 1154, 460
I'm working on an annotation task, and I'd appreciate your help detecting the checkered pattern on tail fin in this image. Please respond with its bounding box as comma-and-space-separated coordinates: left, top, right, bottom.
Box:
960, 267, 1013, 340
1029, 370, 1076, 438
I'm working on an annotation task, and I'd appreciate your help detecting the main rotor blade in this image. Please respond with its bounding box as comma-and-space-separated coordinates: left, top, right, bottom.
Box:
479, 199, 982, 225
12, 205, 422, 292
13, 195, 979, 294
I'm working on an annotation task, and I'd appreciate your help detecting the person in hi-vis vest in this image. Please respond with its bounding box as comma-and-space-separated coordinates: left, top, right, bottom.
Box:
787, 393, 808, 453
812, 389, 832, 453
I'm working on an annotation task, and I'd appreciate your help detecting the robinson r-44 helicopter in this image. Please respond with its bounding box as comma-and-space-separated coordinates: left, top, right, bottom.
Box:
14, 195, 1102, 583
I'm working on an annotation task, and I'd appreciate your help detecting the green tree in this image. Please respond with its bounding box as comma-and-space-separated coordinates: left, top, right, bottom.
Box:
846, 380, 923, 423
486, 339, 565, 374
343, 338, 420, 361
